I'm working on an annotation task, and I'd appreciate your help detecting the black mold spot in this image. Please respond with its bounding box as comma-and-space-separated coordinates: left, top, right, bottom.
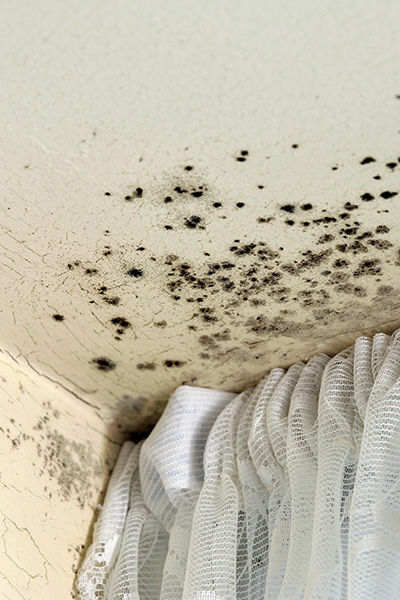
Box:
67, 261, 80, 270
368, 239, 393, 250
386, 162, 397, 170
340, 227, 358, 236
164, 360, 185, 367
360, 193, 374, 202
236, 202, 245, 208
318, 234, 334, 244
312, 216, 337, 225
111, 317, 131, 329
353, 259, 382, 277
154, 320, 167, 328
104, 192, 111, 196
281, 205, 295, 213
360, 157, 376, 165
103, 296, 120, 305
236, 150, 248, 162
333, 259, 349, 269
164, 196, 173, 203
191, 191, 203, 198
213, 202, 222, 208
124, 188, 143, 201
52, 314, 65, 321
184, 216, 203, 229
344, 202, 358, 211
380, 191, 398, 199
127, 267, 143, 278
376, 225, 389, 234
301, 203, 313, 211
136, 362, 156, 371
184, 166, 193, 171
91, 357, 116, 372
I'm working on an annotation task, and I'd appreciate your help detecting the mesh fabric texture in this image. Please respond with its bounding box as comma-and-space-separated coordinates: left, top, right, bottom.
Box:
77, 330, 400, 600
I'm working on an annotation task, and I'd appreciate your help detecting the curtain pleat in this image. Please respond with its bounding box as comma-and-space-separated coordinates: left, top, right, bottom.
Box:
76, 330, 400, 600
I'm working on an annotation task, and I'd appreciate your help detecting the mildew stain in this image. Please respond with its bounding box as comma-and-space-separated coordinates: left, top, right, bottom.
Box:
52, 139, 400, 400
90, 357, 116, 372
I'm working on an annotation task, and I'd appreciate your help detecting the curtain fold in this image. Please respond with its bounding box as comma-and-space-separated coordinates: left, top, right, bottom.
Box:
76, 330, 400, 600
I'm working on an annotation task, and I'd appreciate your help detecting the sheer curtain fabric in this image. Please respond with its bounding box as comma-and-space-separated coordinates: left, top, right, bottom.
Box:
76, 330, 400, 600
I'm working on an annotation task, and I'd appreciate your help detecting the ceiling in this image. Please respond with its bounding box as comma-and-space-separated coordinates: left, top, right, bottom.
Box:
1, 0, 400, 434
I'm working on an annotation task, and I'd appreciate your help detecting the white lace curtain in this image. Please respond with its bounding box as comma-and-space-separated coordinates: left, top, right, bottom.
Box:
76, 330, 400, 600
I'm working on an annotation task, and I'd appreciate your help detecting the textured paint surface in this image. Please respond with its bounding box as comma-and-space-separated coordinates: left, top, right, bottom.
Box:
2, 0, 400, 434
0, 349, 122, 599
1, 1, 400, 594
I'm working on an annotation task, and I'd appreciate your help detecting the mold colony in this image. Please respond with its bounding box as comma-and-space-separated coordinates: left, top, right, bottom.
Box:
54, 146, 400, 400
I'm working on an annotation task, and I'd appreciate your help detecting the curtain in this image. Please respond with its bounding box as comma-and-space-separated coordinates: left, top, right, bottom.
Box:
76, 330, 400, 600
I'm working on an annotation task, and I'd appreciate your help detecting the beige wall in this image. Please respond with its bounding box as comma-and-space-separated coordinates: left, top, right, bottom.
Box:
1, 1, 400, 595
0, 349, 121, 599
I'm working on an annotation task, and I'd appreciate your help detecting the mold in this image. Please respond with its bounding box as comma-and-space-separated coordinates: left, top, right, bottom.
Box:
90, 357, 116, 371
125, 188, 143, 201
184, 215, 203, 229
127, 267, 143, 278
163, 360, 186, 367
38, 429, 102, 507
154, 320, 167, 328
376, 225, 390, 234
103, 296, 120, 305
360, 193, 374, 202
136, 362, 156, 371
52, 314, 65, 321
353, 259, 382, 277
236, 150, 249, 162
380, 191, 398, 199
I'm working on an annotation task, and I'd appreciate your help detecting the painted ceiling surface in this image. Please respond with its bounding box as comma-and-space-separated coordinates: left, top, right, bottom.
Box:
1, 0, 400, 433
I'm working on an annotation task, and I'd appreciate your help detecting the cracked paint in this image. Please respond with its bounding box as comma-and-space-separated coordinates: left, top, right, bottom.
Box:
1, 0, 400, 597
0, 351, 121, 599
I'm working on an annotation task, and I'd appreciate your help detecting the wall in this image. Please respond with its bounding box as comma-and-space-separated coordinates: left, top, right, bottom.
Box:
1, 2, 400, 593
2, 0, 400, 434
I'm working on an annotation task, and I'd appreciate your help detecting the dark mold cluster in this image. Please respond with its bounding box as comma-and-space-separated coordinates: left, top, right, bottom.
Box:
91, 357, 116, 372
59, 145, 400, 379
